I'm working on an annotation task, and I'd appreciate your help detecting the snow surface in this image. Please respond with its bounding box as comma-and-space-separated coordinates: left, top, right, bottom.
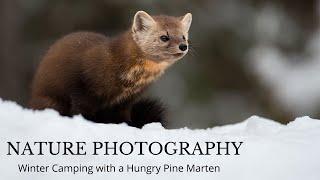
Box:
0, 99, 320, 180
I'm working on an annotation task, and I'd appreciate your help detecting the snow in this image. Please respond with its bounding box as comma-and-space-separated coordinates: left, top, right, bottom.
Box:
0, 99, 320, 180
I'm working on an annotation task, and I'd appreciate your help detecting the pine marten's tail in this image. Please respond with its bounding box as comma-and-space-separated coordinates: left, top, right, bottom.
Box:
130, 98, 167, 128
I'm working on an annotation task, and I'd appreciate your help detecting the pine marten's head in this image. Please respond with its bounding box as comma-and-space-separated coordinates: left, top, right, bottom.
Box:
132, 11, 192, 62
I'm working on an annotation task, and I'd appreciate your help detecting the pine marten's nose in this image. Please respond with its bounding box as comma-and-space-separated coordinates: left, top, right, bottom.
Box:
179, 44, 188, 51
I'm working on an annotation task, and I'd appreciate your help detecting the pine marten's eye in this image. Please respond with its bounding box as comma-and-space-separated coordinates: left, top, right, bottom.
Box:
160, 35, 170, 42
182, 35, 186, 40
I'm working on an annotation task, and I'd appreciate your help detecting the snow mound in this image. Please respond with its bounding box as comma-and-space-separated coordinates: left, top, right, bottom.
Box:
0, 99, 320, 180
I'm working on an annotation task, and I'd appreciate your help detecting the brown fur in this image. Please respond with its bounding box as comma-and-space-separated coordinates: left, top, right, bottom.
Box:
29, 11, 192, 126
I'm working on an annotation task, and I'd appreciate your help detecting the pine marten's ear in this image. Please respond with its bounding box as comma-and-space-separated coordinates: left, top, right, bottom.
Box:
132, 11, 156, 33
180, 13, 192, 32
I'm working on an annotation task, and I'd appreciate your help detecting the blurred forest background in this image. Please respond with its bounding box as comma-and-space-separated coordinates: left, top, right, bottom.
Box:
1, 0, 320, 128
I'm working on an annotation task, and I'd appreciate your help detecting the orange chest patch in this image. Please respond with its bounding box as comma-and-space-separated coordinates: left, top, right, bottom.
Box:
136, 60, 170, 85
122, 59, 170, 86
114, 60, 170, 105
143, 59, 170, 74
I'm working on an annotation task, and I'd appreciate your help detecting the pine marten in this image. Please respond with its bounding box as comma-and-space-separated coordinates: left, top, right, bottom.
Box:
29, 11, 192, 128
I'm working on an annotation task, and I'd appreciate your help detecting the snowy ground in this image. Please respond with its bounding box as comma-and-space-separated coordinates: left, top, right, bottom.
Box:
0, 98, 320, 180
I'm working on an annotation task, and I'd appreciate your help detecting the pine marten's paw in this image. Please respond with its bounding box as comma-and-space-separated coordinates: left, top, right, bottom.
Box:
130, 98, 167, 128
